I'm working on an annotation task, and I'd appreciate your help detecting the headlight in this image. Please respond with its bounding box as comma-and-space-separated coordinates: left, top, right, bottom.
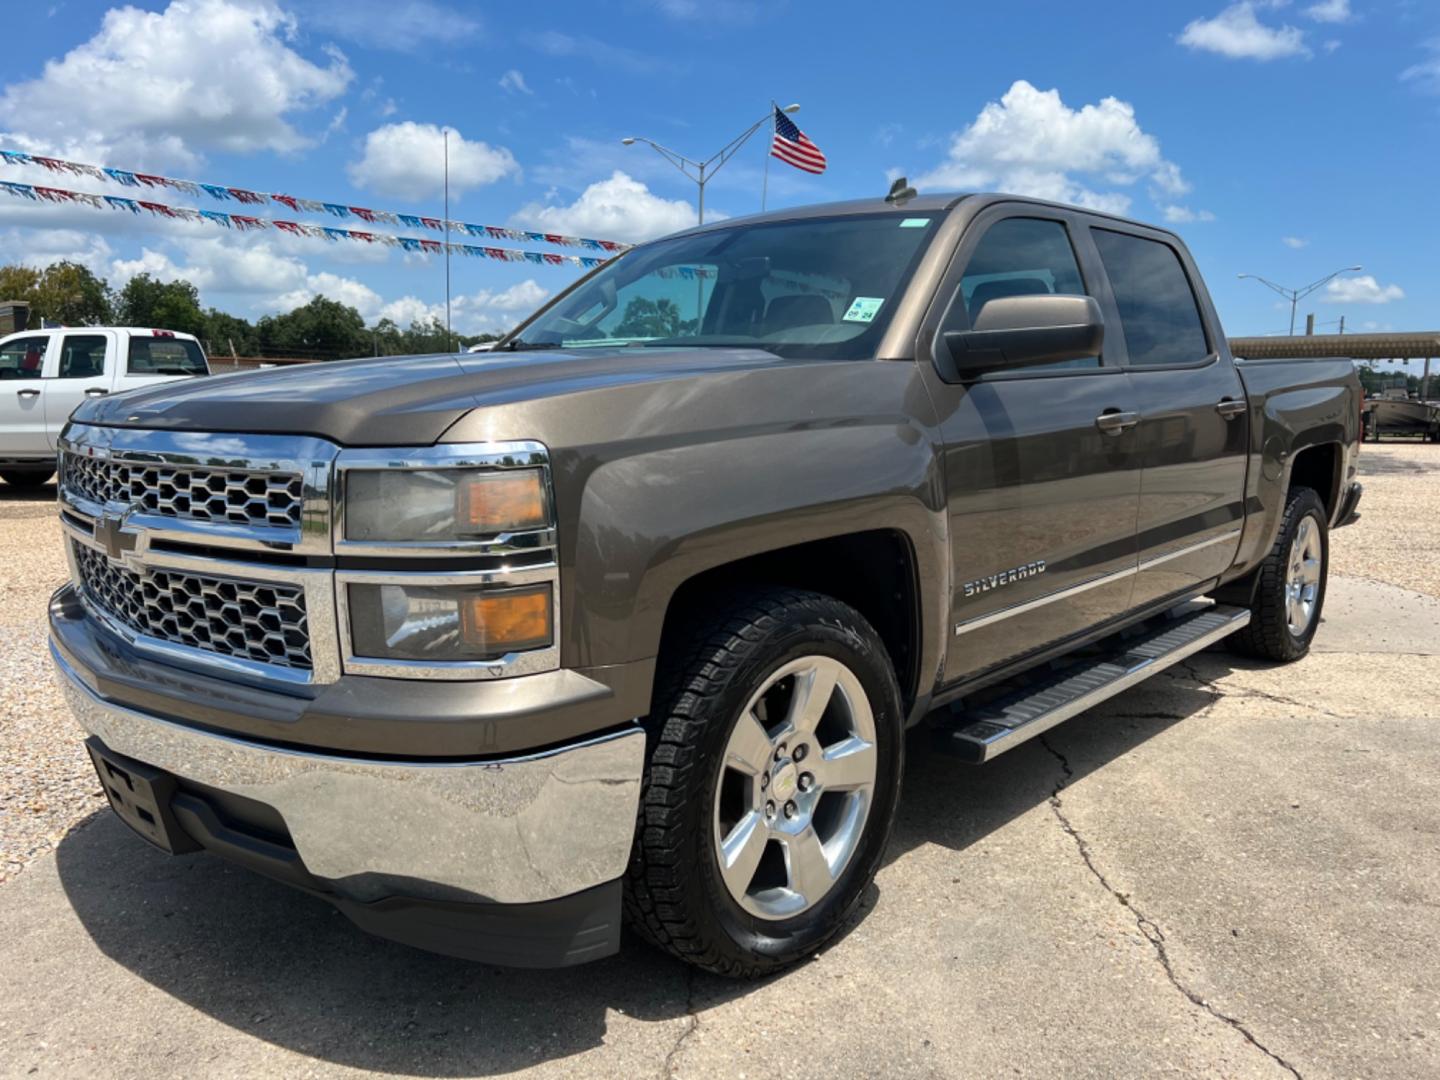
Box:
344, 467, 549, 543
347, 582, 553, 662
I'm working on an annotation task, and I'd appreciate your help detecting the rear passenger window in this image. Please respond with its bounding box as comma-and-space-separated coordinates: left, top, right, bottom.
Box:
947, 217, 1099, 371
56, 335, 107, 379
0, 336, 48, 380
126, 337, 208, 376
1092, 229, 1209, 367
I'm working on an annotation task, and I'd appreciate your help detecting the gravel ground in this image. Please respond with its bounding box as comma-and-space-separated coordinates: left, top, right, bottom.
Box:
0, 441, 1434, 884
1331, 440, 1440, 599
0, 479, 99, 883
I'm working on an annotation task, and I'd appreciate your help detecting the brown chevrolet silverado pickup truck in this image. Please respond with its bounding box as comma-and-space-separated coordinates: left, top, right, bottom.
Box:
49, 192, 1362, 975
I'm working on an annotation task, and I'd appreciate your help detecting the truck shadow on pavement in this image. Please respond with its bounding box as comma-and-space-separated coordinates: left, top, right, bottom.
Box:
53, 660, 1226, 1075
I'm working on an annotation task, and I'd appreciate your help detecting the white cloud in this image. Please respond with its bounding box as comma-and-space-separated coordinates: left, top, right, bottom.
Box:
0, 227, 114, 275
1324, 275, 1405, 304
273, 271, 384, 317
647, 0, 761, 22
498, 69, 532, 95
1282, 236, 1309, 248
1162, 205, 1216, 223
914, 81, 1190, 216
347, 121, 519, 199
1401, 40, 1440, 94
1180, 3, 1310, 60
1305, 0, 1352, 23
511, 171, 698, 244
269, 274, 550, 334
525, 31, 680, 75
0, 0, 353, 169
303, 0, 481, 52
468, 279, 550, 313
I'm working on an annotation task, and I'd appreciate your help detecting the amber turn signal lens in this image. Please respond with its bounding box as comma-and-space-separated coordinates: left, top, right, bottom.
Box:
460, 586, 553, 654
458, 470, 548, 534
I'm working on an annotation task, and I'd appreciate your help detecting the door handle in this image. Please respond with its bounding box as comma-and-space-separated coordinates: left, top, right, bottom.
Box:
85, 387, 109, 398
1095, 409, 1138, 435
1216, 398, 1247, 420
16, 388, 40, 399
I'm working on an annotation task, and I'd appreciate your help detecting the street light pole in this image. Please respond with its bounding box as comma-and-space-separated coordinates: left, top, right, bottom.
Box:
1237, 265, 1363, 336
623, 104, 800, 225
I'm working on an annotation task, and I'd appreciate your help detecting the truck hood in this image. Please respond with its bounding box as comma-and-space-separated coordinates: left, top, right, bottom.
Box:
73, 347, 792, 446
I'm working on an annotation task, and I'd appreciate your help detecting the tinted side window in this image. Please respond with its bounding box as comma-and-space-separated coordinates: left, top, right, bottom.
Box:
946, 217, 1098, 371
1092, 229, 1209, 367
127, 336, 208, 376
0, 337, 48, 380
56, 335, 108, 379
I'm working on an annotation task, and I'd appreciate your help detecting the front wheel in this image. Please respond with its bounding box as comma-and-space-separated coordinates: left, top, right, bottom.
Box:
625, 589, 904, 977
1228, 486, 1329, 662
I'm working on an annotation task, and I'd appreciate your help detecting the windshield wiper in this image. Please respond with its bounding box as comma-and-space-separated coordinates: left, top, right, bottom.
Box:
501, 340, 559, 352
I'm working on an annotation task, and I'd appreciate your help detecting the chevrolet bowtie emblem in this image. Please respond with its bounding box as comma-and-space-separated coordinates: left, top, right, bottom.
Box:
95, 510, 143, 563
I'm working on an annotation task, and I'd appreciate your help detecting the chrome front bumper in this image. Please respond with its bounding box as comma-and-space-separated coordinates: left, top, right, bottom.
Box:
52, 644, 645, 905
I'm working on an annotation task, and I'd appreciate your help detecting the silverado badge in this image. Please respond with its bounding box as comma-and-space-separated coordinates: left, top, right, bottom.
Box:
962, 560, 1046, 599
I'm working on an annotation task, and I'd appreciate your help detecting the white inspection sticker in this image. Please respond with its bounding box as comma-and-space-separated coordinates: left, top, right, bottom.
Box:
842, 296, 885, 323
899, 218, 930, 228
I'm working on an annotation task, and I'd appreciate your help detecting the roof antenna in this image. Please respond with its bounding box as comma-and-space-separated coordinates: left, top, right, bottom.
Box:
885, 176, 917, 204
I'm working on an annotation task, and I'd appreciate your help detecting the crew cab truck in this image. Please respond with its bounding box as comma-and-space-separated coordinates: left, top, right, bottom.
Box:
48, 193, 1362, 975
0, 327, 208, 488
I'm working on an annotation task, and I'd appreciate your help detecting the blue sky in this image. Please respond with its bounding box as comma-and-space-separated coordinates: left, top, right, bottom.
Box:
0, 0, 1435, 349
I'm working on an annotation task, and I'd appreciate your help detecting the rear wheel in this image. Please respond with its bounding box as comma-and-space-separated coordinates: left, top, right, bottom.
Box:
0, 468, 54, 489
625, 589, 904, 977
1228, 486, 1329, 662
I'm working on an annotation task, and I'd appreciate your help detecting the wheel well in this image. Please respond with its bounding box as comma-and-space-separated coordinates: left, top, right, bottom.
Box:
1287, 442, 1341, 519
658, 530, 921, 709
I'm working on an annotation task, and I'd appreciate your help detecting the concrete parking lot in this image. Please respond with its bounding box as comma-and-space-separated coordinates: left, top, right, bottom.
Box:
1, 444, 1437, 1079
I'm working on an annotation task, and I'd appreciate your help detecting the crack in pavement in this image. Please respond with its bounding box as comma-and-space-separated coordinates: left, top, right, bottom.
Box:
1173, 658, 1344, 721
661, 965, 700, 1078
1038, 734, 1304, 1080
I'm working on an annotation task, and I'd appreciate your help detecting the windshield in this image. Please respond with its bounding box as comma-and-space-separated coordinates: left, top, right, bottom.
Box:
508, 212, 941, 360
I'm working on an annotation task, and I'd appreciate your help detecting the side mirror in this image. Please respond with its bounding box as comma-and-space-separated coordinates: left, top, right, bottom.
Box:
943, 294, 1104, 379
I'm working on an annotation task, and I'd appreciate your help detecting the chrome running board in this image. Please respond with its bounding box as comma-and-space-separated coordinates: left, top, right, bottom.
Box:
938, 604, 1251, 763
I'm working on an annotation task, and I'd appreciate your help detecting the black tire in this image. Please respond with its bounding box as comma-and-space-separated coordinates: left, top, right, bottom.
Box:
1227, 486, 1329, 662
0, 468, 54, 489
625, 588, 904, 977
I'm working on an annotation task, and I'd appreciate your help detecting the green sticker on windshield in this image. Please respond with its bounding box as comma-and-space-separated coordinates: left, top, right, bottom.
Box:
843, 297, 885, 323
900, 218, 930, 228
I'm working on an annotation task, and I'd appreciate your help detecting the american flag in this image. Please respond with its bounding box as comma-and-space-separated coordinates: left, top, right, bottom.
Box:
770, 107, 827, 174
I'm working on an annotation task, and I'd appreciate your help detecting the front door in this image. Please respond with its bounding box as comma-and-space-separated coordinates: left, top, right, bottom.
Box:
0, 333, 55, 457
43, 332, 114, 447
919, 210, 1145, 684
1087, 226, 1248, 606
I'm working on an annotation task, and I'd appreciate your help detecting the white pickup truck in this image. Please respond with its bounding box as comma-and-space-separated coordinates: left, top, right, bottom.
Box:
0, 327, 209, 488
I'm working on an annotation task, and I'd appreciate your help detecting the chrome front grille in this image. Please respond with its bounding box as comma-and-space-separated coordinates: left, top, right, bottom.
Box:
56, 424, 556, 688
62, 454, 304, 528
73, 542, 313, 670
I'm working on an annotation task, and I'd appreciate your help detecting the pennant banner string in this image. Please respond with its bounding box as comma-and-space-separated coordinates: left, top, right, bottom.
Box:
0, 180, 621, 271
0, 148, 630, 253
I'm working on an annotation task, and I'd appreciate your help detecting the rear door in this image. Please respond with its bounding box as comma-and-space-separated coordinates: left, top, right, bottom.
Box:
1087, 226, 1248, 607
917, 206, 1145, 684
0, 333, 56, 457
43, 331, 114, 446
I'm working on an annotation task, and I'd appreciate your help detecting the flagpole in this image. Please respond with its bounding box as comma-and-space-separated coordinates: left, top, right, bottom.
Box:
443, 127, 452, 352
761, 102, 774, 212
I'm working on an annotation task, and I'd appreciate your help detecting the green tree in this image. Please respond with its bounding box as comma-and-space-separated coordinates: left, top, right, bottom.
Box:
257, 295, 368, 360
0, 261, 110, 327
200, 308, 259, 357
31, 261, 112, 326
116, 273, 205, 336
0, 265, 41, 305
